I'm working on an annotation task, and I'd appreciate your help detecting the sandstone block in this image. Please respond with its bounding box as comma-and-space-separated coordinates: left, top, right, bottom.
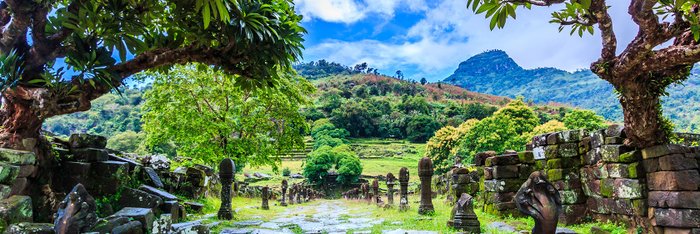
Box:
71, 148, 109, 162
110, 207, 154, 233
648, 191, 700, 209
659, 154, 698, 171
601, 145, 633, 163
613, 179, 644, 199
642, 145, 691, 160
654, 208, 700, 228
647, 170, 700, 191
0, 149, 35, 166
69, 133, 107, 149
558, 143, 579, 158
485, 154, 519, 166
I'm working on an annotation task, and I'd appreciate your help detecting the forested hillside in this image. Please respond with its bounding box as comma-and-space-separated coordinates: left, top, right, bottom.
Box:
444, 50, 700, 132
42, 64, 576, 153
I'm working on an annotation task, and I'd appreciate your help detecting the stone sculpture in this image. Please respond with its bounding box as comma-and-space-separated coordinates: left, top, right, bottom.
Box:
450, 193, 480, 233
54, 183, 98, 234
515, 171, 561, 234
281, 180, 288, 206
261, 186, 270, 210
217, 158, 235, 220
386, 172, 396, 205
418, 157, 434, 215
372, 178, 380, 204
399, 167, 410, 211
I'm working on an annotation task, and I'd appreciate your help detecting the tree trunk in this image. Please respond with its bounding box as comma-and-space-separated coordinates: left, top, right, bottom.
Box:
0, 91, 43, 150
618, 81, 669, 148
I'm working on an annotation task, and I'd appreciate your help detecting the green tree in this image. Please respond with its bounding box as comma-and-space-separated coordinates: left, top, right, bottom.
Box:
407, 114, 441, 143
106, 130, 146, 154
465, 0, 700, 148
425, 119, 479, 174
493, 99, 540, 135
302, 145, 337, 184
0, 0, 305, 150
334, 145, 363, 185
563, 109, 607, 131
141, 65, 313, 168
420, 77, 428, 85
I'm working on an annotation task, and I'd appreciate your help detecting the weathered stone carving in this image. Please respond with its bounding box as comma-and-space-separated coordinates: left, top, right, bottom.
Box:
418, 157, 434, 215
54, 183, 98, 234
261, 186, 270, 210
280, 180, 288, 206
372, 179, 380, 204
450, 193, 480, 233
399, 167, 409, 211
217, 158, 235, 220
386, 173, 396, 205
295, 184, 302, 204
515, 171, 561, 234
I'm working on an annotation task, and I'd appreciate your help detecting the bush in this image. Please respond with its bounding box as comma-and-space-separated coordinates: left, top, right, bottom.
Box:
282, 167, 291, 177
407, 114, 441, 143
425, 119, 478, 174
303, 146, 337, 184
313, 135, 345, 149
302, 145, 363, 186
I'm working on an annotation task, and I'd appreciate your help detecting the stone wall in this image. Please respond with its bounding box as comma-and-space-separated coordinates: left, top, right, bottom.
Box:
472, 125, 700, 231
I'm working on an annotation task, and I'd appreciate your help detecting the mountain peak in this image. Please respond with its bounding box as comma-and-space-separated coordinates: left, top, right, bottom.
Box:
451, 50, 523, 77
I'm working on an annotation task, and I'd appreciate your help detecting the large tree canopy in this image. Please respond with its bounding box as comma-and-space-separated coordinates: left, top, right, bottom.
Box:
466, 0, 700, 148
141, 65, 313, 168
0, 0, 304, 148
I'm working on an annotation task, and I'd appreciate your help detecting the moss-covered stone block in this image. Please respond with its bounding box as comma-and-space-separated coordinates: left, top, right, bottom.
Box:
560, 189, 586, 204
547, 169, 563, 181
0, 195, 32, 232
627, 162, 641, 179
618, 151, 641, 163
6, 222, 54, 234
558, 143, 579, 158
600, 178, 614, 197
547, 159, 562, 169
545, 145, 559, 159
0, 163, 19, 184
0, 149, 35, 166
518, 151, 534, 164
614, 179, 644, 199
601, 145, 633, 163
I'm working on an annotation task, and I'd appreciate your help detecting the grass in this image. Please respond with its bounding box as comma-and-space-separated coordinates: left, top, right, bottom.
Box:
194, 194, 627, 234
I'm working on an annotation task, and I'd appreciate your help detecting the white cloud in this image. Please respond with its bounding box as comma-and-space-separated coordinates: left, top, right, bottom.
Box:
295, 0, 427, 23
302, 0, 639, 80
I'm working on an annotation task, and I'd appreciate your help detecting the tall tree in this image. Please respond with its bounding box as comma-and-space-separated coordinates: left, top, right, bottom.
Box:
466, 0, 700, 148
0, 0, 304, 149
141, 65, 313, 168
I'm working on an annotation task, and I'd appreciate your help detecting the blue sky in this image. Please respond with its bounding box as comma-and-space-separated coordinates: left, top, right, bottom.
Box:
294, 0, 639, 82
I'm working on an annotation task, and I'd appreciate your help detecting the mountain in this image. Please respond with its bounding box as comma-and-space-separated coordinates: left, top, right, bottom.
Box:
443, 50, 700, 132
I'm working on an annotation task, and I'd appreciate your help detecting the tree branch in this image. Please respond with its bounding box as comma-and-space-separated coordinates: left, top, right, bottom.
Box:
0, 0, 31, 53
591, 0, 616, 61
640, 45, 700, 74
502, 0, 566, 6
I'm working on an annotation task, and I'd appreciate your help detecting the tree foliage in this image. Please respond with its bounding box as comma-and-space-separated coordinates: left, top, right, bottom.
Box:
406, 114, 441, 143
425, 119, 479, 174
458, 99, 539, 157
522, 120, 568, 142
0, 0, 305, 148
303, 145, 363, 185
563, 109, 607, 130
140, 65, 313, 168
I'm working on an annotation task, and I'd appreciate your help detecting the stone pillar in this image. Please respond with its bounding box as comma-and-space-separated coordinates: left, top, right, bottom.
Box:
399, 167, 410, 211
372, 178, 380, 204
386, 173, 396, 205
418, 157, 434, 215
452, 168, 470, 200
288, 186, 295, 205
280, 180, 288, 206
217, 158, 235, 220
261, 186, 270, 210
295, 184, 302, 204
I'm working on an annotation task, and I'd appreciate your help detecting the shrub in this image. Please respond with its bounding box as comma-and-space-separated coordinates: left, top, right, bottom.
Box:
282, 167, 291, 176
425, 119, 478, 174
313, 135, 345, 149
303, 145, 363, 186
563, 109, 607, 130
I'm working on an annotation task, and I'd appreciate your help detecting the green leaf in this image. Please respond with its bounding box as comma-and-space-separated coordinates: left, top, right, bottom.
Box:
489, 14, 499, 30
203, 2, 212, 29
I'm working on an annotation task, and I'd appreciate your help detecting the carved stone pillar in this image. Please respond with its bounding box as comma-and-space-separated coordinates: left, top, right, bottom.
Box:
451, 193, 480, 233
280, 180, 288, 206
261, 186, 270, 210
386, 172, 396, 205
515, 171, 561, 234
371, 178, 380, 204
418, 157, 434, 215
399, 167, 409, 211
217, 158, 235, 220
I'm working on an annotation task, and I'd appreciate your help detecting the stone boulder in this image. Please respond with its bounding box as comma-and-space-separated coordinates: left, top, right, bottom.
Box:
0, 196, 33, 232
117, 188, 163, 211
69, 133, 107, 149
109, 208, 155, 233
5, 222, 54, 234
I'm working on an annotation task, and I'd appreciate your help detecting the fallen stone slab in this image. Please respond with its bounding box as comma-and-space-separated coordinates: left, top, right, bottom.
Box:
0, 195, 33, 225
118, 188, 163, 210
142, 167, 165, 188
171, 220, 210, 234
110, 207, 154, 233
139, 185, 178, 201
184, 201, 205, 213
0, 148, 36, 165
234, 220, 264, 227
69, 133, 107, 149
71, 148, 109, 162
487, 222, 516, 233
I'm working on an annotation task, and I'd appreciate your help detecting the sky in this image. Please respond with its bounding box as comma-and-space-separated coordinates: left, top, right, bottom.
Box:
294, 0, 639, 82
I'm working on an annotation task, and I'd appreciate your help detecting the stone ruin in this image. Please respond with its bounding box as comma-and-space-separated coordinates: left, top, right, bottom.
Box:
471, 125, 700, 232
417, 157, 434, 215
398, 167, 410, 211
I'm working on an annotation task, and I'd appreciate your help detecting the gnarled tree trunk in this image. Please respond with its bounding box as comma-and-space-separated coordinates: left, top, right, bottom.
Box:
0, 90, 43, 150
619, 84, 668, 148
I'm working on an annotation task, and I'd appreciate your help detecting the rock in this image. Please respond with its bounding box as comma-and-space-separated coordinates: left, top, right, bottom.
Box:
18, 165, 36, 178
473, 151, 497, 166
492, 165, 519, 179
488, 222, 516, 233
171, 220, 210, 234
556, 227, 578, 233
70, 148, 109, 162
89, 216, 130, 233
0, 148, 36, 165
88, 161, 129, 195
142, 167, 164, 188
110, 207, 155, 233
111, 220, 143, 234
290, 173, 303, 179
139, 185, 178, 201
613, 179, 643, 199
0, 163, 19, 184
9, 178, 29, 196
0, 196, 32, 231
152, 214, 172, 234
641, 145, 690, 160
604, 124, 625, 138
69, 133, 107, 149
142, 154, 170, 171
58, 162, 91, 192
184, 201, 204, 213
647, 170, 700, 191
601, 145, 633, 163
160, 200, 181, 222
54, 184, 97, 234
0, 185, 10, 199
109, 154, 142, 171
234, 220, 263, 227
5, 222, 54, 234
558, 143, 579, 158
253, 172, 271, 179
118, 188, 163, 210
654, 208, 700, 228
658, 154, 698, 171
648, 191, 700, 209
485, 154, 519, 166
